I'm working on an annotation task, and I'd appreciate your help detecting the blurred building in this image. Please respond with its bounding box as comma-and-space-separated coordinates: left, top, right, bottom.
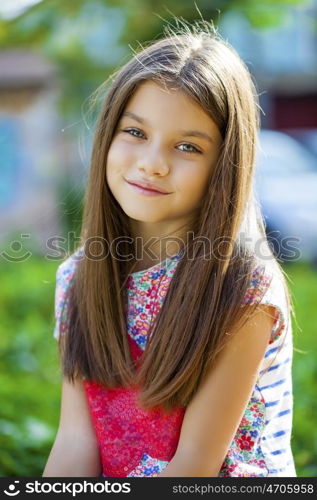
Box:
220, 2, 317, 265
219, 0, 317, 132
0, 50, 62, 254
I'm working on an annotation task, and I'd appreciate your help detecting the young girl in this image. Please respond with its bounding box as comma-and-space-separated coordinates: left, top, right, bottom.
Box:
43, 20, 296, 478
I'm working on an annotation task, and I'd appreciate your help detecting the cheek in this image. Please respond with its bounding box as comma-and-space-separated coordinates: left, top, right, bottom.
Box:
106, 144, 121, 189
106, 143, 136, 196
177, 168, 210, 198
106, 145, 119, 175
107, 141, 134, 171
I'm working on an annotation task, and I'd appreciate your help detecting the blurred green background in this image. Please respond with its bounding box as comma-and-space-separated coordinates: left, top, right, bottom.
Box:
1, 0, 316, 477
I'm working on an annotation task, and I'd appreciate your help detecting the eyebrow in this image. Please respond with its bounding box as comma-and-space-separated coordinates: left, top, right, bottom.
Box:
122, 111, 214, 144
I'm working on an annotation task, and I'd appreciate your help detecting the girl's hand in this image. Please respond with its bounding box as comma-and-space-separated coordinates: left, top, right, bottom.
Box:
159, 305, 276, 477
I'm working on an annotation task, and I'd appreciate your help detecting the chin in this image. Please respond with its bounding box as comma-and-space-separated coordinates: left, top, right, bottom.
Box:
128, 213, 166, 224
120, 207, 165, 224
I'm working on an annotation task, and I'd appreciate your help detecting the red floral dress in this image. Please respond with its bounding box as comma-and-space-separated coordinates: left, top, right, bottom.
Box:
53, 248, 296, 477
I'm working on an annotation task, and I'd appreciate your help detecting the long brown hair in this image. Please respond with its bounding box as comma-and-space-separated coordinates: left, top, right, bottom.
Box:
59, 20, 293, 412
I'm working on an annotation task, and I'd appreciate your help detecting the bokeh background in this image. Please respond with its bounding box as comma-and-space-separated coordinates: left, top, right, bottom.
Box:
0, 0, 316, 477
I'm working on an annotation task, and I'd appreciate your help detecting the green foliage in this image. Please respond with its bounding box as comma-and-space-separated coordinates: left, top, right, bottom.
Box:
0, 254, 316, 476
285, 262, 317, 477
0, 256, 61, 476
0, 0, 308, 116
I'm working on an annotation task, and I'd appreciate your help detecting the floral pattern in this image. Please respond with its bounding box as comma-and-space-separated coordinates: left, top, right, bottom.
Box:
54, 249, 295, 477
218, 395, 268, 477
127, 454, 168, 477
83, 332, 186, 477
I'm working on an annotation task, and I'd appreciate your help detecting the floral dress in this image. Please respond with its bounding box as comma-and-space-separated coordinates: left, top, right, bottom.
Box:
53, 248, 296, 477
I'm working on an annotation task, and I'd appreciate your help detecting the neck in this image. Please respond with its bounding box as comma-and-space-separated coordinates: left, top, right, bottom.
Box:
128, 217, 193, 271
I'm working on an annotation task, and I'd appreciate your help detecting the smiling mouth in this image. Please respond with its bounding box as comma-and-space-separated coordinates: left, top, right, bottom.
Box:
125, 179, 171, 195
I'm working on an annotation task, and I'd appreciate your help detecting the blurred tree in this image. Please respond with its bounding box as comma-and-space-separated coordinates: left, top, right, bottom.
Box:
0, 0, 308, 116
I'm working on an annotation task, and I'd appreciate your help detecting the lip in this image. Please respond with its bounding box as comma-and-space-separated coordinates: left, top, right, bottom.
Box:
125, 178, 171, 195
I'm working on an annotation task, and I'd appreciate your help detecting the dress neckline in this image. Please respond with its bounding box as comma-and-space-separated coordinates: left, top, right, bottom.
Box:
72, 246, 182, 278
129, 252, 182, 277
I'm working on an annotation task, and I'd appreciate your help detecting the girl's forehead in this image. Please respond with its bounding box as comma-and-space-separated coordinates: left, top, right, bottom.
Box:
123, 80, 219, 134
130, 79, 184, 101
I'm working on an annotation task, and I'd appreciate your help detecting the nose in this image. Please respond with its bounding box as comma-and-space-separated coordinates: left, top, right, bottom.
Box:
137, 142, 170, 176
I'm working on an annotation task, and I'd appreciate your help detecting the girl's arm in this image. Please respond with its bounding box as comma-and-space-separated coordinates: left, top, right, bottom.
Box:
158, 304, 276, 477
43, 377, 102, 477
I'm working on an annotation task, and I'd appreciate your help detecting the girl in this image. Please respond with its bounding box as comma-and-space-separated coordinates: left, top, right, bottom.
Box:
43, 20, 296, 477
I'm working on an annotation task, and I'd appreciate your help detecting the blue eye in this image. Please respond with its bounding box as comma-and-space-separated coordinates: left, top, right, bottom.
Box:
123, 128, 144, 138
178, 143, 201, 154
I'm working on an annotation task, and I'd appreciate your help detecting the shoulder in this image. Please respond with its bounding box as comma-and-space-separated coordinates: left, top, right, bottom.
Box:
242, 259, 291, 346
55, 246, 84, 283
53, 246, 84, 340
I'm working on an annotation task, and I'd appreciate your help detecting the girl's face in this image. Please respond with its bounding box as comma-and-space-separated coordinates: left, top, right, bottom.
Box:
106, 80, 222, 232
